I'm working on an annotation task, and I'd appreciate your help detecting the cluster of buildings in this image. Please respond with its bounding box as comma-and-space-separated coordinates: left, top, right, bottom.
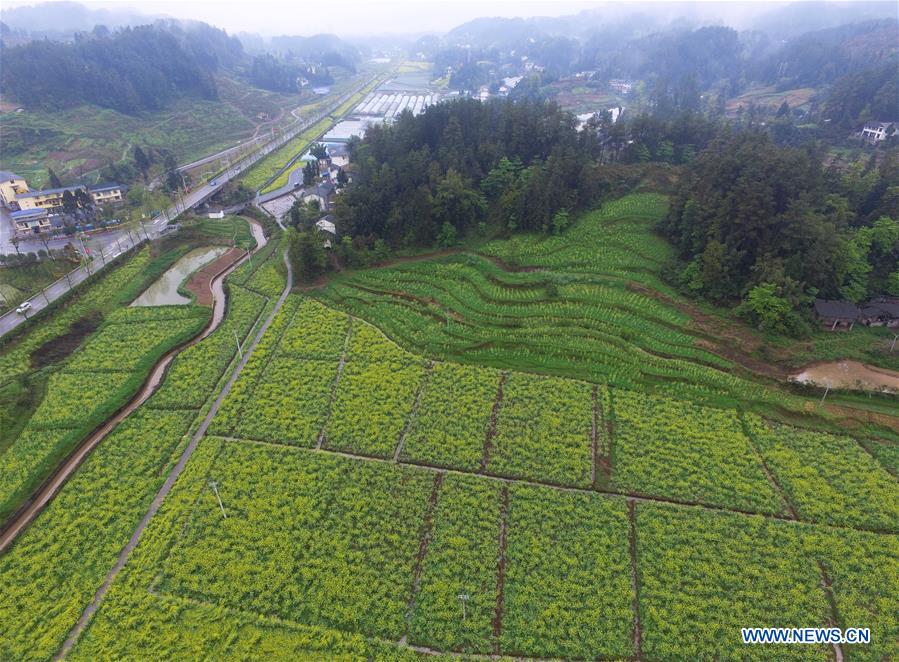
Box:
0, 171, 125, 235
814, 298, 899, 330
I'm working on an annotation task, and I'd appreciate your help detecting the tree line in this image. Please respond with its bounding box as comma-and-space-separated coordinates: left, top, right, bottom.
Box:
663, 131, 898, 333
333, 97, 650, 249
0, 21, 241, 113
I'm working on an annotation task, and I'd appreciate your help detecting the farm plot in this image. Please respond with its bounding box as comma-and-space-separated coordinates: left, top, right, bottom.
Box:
610, 390, 786, 515
155, 441, 434, 640
0, 246, 157, 384
486, 372, 593, 487
0, 242, 287, 660
26, 370, 136, 429
150, 286, 267, 409
278, 297, 349, 360
500, 484, 634, 659
323, 357, 427, 457
242, 258, 285, 298
345, 317, 420, 364
211, 296, 349, 445
69, 589, 419, 660
208, 296, 301, 436
400, 362, 502, 471
635, 502, 832, 661
231, 358, 339, 446
0, 408, 195, 662
745, 416, 899, 531
65, 315, 204, 372
0, 308, 205, 521
810, 527, 899, 661
409, 474, 502, 653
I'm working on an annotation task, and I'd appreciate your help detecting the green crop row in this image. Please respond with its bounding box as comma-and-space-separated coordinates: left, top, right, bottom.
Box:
0, 307, 206, 523
65, 429, 897, 660
241, 118, 333, 192
745, 415, 899, 531
0, 237, 289, 660
316, 245, 790, 412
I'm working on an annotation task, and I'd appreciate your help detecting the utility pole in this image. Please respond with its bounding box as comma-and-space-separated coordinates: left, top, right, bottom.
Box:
209, 480, 227, 519
234, 329, 243, 359
891, 334, 898, 353
458, 593, 469, 621
820, 385, 830, 406
77, 234, 92, 273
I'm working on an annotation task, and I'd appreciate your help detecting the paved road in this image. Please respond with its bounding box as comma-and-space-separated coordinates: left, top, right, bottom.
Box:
0, 231, 145, 337
176, 136, 266, 173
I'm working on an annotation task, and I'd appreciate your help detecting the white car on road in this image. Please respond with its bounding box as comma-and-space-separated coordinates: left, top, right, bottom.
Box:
16, 301, 32, 315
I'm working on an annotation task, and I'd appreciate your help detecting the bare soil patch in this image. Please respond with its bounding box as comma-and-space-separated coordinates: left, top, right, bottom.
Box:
29, 312, 102, 369
184, 247, 245, 305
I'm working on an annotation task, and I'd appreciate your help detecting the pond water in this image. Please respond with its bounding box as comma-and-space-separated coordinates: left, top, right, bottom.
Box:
131, 246, 228, 307
791, 360, 899, 394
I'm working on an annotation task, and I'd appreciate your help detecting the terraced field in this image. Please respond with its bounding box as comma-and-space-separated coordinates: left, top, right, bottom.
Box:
316, 194, 796, 412
49, 294, 896, 660
1, 194, 895, 661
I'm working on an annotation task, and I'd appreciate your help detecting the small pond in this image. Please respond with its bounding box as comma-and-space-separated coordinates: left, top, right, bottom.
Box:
791, 360, 899, 394
131, 246, 227, 307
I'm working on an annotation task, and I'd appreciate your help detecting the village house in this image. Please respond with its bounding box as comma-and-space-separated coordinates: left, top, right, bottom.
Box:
859, 298, 899, 328
325, 143, 350, 168
14, 183, 125, 213
814, 299, 860, 330
315, 216, 337, 236
860, 121, 897, 144
0, 171, 29, 209
814, 297, 899, 330
609, 79, 634, 94
10, 208, 52, 234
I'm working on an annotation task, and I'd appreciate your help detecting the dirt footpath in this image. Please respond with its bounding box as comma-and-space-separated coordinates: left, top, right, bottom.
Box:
185, 247, 246, 305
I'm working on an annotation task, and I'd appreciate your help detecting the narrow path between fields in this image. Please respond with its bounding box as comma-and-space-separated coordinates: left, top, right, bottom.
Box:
220, 435, 897, 538
53, 222, 290, 658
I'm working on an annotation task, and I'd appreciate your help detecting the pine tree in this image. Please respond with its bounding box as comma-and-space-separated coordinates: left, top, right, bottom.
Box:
133, 146, 151, 181
48, 168, 63, 189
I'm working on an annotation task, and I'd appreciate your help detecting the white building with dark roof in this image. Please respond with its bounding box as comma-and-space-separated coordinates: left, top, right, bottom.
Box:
861, 121, 897, 143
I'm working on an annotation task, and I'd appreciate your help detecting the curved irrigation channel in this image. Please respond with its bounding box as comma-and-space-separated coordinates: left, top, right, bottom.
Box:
0, 220, 267, 554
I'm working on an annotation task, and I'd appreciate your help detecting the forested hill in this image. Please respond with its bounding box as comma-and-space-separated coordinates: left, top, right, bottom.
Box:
0, 21, 242, 112
755, 19, 898, 88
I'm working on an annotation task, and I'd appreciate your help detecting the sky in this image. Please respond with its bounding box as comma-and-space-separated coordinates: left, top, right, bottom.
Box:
0, 0, 813, 37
